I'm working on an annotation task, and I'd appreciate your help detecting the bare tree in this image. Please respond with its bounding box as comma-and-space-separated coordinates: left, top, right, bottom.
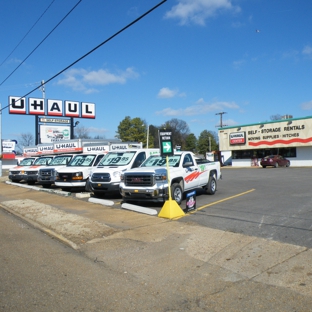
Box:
16, 132, 34, 153
160, 118, 190, 150
73, 126, 91, 139
270, 114, 282, 121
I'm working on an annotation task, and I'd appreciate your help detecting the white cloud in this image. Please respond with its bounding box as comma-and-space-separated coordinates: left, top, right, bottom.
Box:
232, 59, 245, 69
57, 67, 139, 93
301, 100, 312, 110
164, 0, 241, 26
156, 98, 240, 116
302, 45, 312, 57
157, 87, 185, 98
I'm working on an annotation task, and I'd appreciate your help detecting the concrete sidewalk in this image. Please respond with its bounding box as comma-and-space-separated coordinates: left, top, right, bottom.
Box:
1, 178, 312, 311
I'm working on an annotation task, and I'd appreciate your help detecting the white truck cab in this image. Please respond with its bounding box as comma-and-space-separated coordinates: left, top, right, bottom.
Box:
8, 157, 37, 183
89, 148, 159, 196
55, 153, 105, 191
23, 156, 55, 185
37, 154, 74, 188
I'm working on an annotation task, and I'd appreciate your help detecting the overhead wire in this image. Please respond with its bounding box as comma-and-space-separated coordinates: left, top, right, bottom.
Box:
0, 0, 167, 112
0, 0, 82, 87
0, 0, 56, 68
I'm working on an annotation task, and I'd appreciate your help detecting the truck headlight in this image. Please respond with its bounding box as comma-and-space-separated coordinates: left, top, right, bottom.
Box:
113, 171, 122, 178
155, 174, 167, 181
72, 172, 83, 180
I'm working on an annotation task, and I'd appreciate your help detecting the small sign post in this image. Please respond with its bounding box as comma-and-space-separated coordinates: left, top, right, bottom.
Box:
159, 129, 173, 157
184, 190, 196, 213
158, 129, 185, 219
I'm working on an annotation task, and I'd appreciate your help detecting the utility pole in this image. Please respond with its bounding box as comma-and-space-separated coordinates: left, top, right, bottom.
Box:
215, 112, 227, 128
36, 80, 46, 144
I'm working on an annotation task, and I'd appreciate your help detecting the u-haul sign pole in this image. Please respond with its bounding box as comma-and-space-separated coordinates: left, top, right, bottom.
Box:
9, 96, 96, 145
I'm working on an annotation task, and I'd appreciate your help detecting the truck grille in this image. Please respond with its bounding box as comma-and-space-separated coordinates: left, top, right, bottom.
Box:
10, 170, 20, 175
58, 172, 74, 181
91, 173, 111, 182
124, 174, 154, 187
40, 169, 53, 177
26, 171, 38, 175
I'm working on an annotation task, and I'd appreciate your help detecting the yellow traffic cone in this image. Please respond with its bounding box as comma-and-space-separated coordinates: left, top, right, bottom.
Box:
158, 197, 185, 219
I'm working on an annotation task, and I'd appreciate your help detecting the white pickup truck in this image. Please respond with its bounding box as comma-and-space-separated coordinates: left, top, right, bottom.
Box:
89, 149, 159, 196
119, 152, 222, 205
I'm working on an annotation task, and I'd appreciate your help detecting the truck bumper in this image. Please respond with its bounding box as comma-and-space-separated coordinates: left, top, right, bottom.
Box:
55, 181, 86, 188
119, 184, 168, 203
37, 176, 56, 184
9, 174, 26, 182
90, 182, 120, 193
25, 175, 38, 182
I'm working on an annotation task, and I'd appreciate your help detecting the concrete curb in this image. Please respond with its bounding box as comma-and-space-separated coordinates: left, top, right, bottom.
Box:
5, 181, 71, 196
0, 203, 79, 250
88, 197, 115, 206
121, 203, 158, 215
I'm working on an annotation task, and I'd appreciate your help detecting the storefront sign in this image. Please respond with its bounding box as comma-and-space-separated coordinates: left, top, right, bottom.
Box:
229, 132, 246, 145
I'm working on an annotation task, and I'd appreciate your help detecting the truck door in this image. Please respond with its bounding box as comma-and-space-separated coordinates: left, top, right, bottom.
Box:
182, 153, 200, 190
131, 152, 146, 168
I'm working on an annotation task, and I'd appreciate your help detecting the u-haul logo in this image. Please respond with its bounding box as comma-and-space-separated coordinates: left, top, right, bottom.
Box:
9, 96, 95, 119
230, 132, 246, 145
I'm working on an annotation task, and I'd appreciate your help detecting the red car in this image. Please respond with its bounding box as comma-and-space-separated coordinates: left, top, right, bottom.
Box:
260, 155, 290, 168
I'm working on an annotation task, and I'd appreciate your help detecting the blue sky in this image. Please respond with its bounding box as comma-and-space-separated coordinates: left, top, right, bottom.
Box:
1, 0, 312, 143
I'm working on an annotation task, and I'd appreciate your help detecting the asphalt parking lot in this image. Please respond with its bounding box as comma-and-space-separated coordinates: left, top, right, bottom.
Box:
2, 166, 312, 249
184, 167, 312, 249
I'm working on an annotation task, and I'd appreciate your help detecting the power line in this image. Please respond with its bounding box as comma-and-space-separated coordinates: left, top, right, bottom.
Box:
0, 0, 167, 113
0, 0, 82, 87
0, 0, 56, 68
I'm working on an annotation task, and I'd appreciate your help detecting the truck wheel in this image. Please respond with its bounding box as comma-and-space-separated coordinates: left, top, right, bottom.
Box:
85, 179, 93, 192
171, 183, 183, 205
205, 176, 217, 195
61, 187, 71, 192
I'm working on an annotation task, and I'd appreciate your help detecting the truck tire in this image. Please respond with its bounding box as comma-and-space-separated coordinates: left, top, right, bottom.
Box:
42, 184, 51, 189
85, 179, 93, 192
61, 187, 71, 192
171, 183, 183, 205
205, 176, 217, 195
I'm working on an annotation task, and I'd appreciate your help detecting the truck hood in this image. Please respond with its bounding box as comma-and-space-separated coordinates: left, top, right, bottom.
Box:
92, 166, 128, 174
125, 167, 168, 175
57, 167, 91, 173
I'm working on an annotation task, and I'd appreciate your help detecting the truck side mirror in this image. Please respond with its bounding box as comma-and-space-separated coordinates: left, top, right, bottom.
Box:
183, 161, 193, 168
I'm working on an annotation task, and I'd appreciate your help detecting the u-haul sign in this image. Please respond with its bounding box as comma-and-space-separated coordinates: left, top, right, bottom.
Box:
9, 96, 95, 119
229, 132, 246, 145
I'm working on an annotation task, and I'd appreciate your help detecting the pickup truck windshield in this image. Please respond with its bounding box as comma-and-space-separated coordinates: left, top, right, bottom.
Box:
68, 155, 96, 167
19, 158, 35, 166
47, 155, 72, 166
141, 155, 181, 167
97, 151, 136, 167
33, 157, 53, 165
